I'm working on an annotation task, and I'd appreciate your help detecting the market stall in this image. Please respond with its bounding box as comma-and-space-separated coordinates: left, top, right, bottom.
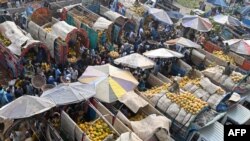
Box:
89, 5, 137, 44
62, 5, 113, 49
105, 91, 172, 141
61, 104, 121, 141
202, 65, 250, 94
27, 7, 89, 64
111, 0, 148, 30
0, 21, 51, 70
0, 42, 18, 81
135, 74, 226, 141
197, 42, 250, 71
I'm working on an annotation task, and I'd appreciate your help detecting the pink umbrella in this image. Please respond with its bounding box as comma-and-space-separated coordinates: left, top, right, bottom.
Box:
223, 39, 250, 55
182, 15, 212, 32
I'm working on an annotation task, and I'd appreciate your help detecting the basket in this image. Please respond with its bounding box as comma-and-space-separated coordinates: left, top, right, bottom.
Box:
41, 84, 55, 92
31, 75, 46, 89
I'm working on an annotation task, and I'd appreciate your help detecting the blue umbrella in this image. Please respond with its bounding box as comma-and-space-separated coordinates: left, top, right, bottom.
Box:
167, 11, 184, 19
207, 0, 228, 7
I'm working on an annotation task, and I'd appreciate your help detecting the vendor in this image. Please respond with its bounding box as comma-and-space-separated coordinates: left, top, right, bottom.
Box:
169, 79, 180, 95
187, 66, 197, 79
223, 43, 230, 54
197, 58, 206, 71
223, 62, 232, 76
25, 60, 35, 78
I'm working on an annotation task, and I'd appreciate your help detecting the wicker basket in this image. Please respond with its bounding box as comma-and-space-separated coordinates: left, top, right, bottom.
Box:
31, 75, 46, 89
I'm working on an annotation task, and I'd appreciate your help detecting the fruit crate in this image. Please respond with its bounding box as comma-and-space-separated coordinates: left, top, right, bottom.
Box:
61, 103, 121, 141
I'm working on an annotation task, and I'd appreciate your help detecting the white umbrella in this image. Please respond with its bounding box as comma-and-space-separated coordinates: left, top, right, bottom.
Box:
41, 82, 96, 105
114, 53, 155, 69
165, 37, 201, 48
148, 8, 173, 25
213, 15, 241, 26
0, 95, 55, 119
78, 64, 139, 103
143, 48, 184, 58
182, 15, 212, 32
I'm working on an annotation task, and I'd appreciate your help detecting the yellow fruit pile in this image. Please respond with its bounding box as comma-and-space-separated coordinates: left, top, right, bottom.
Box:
231, 73, 244, 83
109, 51, 119, 58
78, 119, 112, 141
0, 33, 11, 46
216, 88, 225, 95
44, 27, 52, 32
179, 76, 200, 88
144, 83, 170, 98
129, 113, 146, 121
213, 51, 235, 65
69, 48, 76, 56
166, 92, 208, 115
129, 6, 145, 16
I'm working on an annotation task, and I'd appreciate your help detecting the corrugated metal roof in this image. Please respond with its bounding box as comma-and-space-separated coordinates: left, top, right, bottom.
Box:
227, 104, 250, 125
199, 121, 224, 141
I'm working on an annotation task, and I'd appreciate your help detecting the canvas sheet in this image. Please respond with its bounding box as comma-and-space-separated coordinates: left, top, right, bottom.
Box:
131, 114, 170, 140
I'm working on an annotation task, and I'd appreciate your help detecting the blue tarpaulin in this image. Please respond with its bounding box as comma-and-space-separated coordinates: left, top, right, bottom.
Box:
207, 0, 228, 7
25, 6, 34, 17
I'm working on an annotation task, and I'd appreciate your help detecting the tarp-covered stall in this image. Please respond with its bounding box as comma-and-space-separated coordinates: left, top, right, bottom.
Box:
28, 7, 89, 64
88, 5, 136, 44
0, 21, 51, 71
0, 42, 18, 78
62, 5, 113, 49
111, 0, 148, 30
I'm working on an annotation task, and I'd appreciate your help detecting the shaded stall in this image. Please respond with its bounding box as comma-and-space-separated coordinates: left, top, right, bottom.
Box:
0, 21, 51, 72
62, 5, 112, 49
28, 7, 89, 64
0, 42, 18, 84
86, 4, 137, 43
111, 0, 149, 30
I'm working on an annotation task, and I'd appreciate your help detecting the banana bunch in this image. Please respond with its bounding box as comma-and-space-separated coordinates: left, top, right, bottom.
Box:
166, 92, 208, 115
179, 76, 201, 88
0, 33, 11, 46
44, 27, 52, 32
129, 113, 146, 121
109, 51, 119, 58
78, 119, 113, 141
213, 51, 235, 65
129, 6, 145, 16
231, 72, 244, 83
144, 83, 170, 98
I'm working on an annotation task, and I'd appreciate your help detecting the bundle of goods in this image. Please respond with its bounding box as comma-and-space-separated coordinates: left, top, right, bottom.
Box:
109, 51, 119, 58
213, 51, 235, 65
0, 33, 11, 46
78, 118, 113, 141
44, 27, 52, 32
144, 83, 170, 99
178, 76, 225, 109
202, 65, 250, 92
129, 5, 145, 16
